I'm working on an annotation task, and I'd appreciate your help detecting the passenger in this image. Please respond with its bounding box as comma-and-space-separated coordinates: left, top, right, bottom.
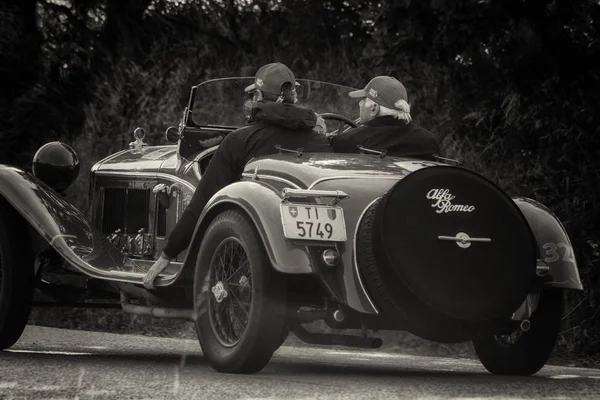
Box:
143, 62, 332, 289
331, 76, 441, 160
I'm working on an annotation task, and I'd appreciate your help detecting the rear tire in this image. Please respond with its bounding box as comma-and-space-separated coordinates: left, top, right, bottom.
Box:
0, 198, 35, 349
472, 288, 564, 376
193, 209, 287, 374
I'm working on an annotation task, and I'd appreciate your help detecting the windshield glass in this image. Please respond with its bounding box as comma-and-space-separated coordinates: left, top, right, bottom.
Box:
190, 77, 360, 128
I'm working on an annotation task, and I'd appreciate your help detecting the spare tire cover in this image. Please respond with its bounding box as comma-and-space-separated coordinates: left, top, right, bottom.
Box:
375, 165, 537, 321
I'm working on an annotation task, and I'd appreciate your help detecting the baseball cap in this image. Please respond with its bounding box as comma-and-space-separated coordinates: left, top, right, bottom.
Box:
349, 76, 409, 111
244, 62, 300, 95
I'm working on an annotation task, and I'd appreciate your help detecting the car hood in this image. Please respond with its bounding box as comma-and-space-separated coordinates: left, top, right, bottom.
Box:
91, 146, 179, 173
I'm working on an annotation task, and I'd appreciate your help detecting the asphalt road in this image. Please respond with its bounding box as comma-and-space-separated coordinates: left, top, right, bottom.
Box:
1, 326, 599, 399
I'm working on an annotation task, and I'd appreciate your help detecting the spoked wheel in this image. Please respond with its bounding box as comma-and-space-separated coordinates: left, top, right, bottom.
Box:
0, 198, 35, 349
472, 288, 564, 376
194, 209, 287, 374
207, 238, 252, 348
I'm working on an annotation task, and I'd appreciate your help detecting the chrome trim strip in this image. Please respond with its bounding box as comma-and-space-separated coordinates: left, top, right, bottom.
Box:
94, 171, 196, 192
281, 188, 349, 200
49, 234, 78, 247
240, 173, 301, 189
192, 161, 201, 181
308, 175, 401, 190
90, 149, 131, 173
438, 235, 492, 243
352, 197, 381, 314
156, 173, 196, 192
184, 145, 220, 176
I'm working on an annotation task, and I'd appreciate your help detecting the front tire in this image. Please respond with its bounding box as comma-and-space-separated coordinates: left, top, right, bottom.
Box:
472, 288, 564, 376
193, 209, 287, 374
0, 198, 35, 349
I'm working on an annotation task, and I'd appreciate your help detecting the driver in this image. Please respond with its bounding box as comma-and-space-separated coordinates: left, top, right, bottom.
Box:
143, 62, 332, 289
331, 76, 441, 160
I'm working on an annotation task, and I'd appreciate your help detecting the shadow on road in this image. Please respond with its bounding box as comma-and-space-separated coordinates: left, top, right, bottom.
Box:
3, 348, 595, 385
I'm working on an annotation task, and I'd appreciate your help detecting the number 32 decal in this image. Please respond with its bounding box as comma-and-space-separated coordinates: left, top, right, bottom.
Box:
542, 242, 576, 264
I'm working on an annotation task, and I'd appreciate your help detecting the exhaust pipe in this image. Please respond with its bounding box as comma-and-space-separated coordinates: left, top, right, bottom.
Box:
290, 324, 383, 349
119, 291, 195, 321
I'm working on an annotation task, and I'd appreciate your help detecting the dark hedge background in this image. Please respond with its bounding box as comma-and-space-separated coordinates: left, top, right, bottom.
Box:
0, 0, 598, 361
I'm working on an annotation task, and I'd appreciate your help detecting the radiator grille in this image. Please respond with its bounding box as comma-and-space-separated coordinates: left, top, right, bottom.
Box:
101, 188, 150, 234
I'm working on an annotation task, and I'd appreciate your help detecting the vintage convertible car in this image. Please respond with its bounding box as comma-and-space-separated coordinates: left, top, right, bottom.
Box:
0, 77, 583, 375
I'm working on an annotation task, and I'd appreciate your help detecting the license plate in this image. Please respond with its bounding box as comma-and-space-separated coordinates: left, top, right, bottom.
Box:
280, 203, 347, 242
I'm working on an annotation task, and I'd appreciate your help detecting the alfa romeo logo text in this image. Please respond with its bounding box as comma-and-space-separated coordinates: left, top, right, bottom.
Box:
426, 189, 475, 214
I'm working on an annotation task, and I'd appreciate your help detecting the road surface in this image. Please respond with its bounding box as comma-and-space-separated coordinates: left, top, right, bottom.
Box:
1, 325, 599, 399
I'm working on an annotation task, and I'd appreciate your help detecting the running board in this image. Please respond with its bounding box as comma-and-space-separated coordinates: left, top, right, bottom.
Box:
37, 244, 184, 287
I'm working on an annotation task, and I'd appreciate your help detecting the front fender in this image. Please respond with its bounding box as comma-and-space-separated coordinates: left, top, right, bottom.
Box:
179, 181, 314, 282
513, 197, 583, 290
0, 165, 151, 283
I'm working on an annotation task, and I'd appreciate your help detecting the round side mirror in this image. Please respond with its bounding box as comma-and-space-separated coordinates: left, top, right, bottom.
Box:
165, 126, 181, 143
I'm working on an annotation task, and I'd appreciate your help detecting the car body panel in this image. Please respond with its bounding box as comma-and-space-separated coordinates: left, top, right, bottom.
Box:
513, 197, 583, 290
176, 180, 318, 286
0, 165, 181, 285
174, 155, 446, 314
243, 153, 444, 189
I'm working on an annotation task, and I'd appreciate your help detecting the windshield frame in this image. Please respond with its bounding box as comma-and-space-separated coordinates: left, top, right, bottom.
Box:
184, 77, 360, 130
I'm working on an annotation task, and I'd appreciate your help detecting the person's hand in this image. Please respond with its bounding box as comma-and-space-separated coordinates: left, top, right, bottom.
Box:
143, 253, 172, 290
314, 113, 327, 135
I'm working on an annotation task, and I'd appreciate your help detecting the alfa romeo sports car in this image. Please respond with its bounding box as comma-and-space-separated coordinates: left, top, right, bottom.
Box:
0, 77, 583, 375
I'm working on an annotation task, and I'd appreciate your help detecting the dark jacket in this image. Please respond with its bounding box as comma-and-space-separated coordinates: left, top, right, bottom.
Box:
331, 116, 441, 161
162, 101, 332, 258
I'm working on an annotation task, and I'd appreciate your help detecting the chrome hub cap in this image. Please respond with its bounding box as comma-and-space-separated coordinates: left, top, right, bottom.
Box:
211, 281, 228, 303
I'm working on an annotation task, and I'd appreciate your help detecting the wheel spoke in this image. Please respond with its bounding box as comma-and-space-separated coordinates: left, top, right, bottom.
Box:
228, 290, 250, 318
225, 259, 249, 283
207, 237, 252, 347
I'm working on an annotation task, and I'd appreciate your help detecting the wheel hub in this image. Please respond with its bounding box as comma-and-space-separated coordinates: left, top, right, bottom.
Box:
211, 281, 228, 303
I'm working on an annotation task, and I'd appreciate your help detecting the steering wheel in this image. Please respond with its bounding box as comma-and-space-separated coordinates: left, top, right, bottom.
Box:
319, 113, 358, 138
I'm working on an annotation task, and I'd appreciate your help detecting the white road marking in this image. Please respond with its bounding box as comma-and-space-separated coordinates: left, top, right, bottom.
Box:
172, 364, 180, 395
549, 374, 600, 380
323, 349, 480, 367
83, 383, 115, 397
85, 389, 115, 396
30, 385, 62, 391
77, 367, 86, 389
437, 398, 559, 400
323, 349, 412, 359
550, 374, 585, 379
4, 349, 92, 356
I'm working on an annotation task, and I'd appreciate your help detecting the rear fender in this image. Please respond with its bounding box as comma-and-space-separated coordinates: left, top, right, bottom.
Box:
513, 197, 583, 290
0, 165, 150, 283
178, 181, 314, 282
